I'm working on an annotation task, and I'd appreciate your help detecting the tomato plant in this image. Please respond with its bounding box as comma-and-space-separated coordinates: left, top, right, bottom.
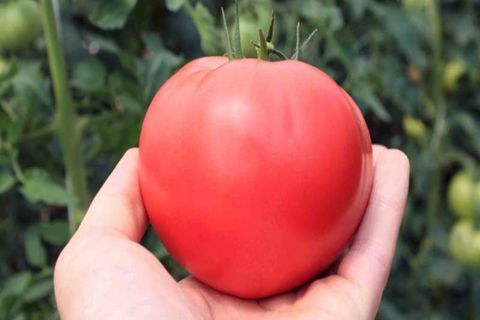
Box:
0, 0, 42, 51
139, 56, 373, 298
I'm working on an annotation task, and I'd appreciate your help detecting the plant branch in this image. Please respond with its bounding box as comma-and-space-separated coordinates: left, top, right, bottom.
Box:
41, 0, 89, 234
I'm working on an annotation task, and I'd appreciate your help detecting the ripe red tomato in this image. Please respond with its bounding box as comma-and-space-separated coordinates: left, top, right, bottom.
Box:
139, 57, 373, 298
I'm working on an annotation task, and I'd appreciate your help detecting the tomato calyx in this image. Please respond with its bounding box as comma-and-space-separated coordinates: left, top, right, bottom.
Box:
221, 1, 318, 62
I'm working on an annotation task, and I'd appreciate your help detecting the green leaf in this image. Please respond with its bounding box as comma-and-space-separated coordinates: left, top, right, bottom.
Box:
186, 3, 223, 55
84, 33, 121, 55
41, 221, 70, 246
20, 168, 72, 206
347, 0, 369, 20
143, 228, 169, 259
426, 254, 463, 287
22, 279, 53, 303
373, 5, 426, 67
89, 0, 138, 30
12, 61, 51, 107
116, 92, 143, 113
71, 59, 107, 93
350, 83, 391, 122
25, 227, 47, 268
299, 1, 343, 33
138, 33, 182, 102
0, 272, 32, 298
0, 171, 15, 194
165, 0, 185, 12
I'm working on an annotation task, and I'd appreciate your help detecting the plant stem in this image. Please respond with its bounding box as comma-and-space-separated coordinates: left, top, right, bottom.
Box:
412, 0, 445, 273
234, 0, 244, 58
41, 0, 89, 234
426, 0, 445, 230
221, 7, 234, 60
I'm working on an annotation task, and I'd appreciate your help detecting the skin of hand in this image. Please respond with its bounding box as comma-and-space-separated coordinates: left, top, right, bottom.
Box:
54, 145, 410, 320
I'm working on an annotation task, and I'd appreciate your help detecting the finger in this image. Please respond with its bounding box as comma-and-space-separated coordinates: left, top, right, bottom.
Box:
372, 144, 387, 164
337, 149, 410, 305
78, 148, 148, 242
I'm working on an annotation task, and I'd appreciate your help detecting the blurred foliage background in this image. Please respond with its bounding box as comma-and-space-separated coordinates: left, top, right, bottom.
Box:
0, 0, 479, 318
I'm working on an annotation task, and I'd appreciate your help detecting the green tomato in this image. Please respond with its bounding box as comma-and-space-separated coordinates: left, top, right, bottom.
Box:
444, 60, 466, 92
449, 221, 480, 270
448, 172, 476, 219
402, 116, 426, 141
0, 0, 42, 51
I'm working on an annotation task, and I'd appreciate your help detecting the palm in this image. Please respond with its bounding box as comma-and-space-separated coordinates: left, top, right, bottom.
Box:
181, 273, 368, 319
55, 146, 409, 320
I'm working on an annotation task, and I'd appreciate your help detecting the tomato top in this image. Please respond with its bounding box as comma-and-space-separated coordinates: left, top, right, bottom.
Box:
139, 57, 373, 298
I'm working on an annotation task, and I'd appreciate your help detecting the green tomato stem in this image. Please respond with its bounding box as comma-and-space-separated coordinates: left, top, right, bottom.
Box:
266, 11, 275, 42
234, 0, 244, 58
257, 29, 269, 60
292, 22, 300, 60
40, 0, 89, 234
221, 7, 234, 60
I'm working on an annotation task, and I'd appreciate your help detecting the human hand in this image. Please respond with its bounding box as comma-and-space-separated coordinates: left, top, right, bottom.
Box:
54, 145, 409, 319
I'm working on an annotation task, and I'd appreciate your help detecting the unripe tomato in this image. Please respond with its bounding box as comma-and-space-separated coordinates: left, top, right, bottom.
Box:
448, 172, 476, 219
449, 221, 480, 270
402, 116, 426, 141
139, 57, 373, 298
444, 60, 466, 92
0, 0, 42, 51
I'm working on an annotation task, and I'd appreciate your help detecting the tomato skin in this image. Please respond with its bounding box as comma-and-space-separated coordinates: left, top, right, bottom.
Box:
0, 0, 41, 51
448, 172, 476, 219
139, 57, 373, 298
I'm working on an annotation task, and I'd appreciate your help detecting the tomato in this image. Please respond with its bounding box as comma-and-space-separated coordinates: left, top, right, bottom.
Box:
449, 220, 480, 270
444, 60, 465, 92
447, 172, 477, 219
0, 0, 42, 51
402, 116, 426, 142
139, 57, 373, 298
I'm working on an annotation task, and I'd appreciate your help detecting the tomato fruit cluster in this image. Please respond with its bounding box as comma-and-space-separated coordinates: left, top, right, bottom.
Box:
139, 57, 373, 298
0, 0, 42, 51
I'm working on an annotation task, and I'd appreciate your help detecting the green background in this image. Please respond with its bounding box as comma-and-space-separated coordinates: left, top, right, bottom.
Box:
1, 0, 479, 318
